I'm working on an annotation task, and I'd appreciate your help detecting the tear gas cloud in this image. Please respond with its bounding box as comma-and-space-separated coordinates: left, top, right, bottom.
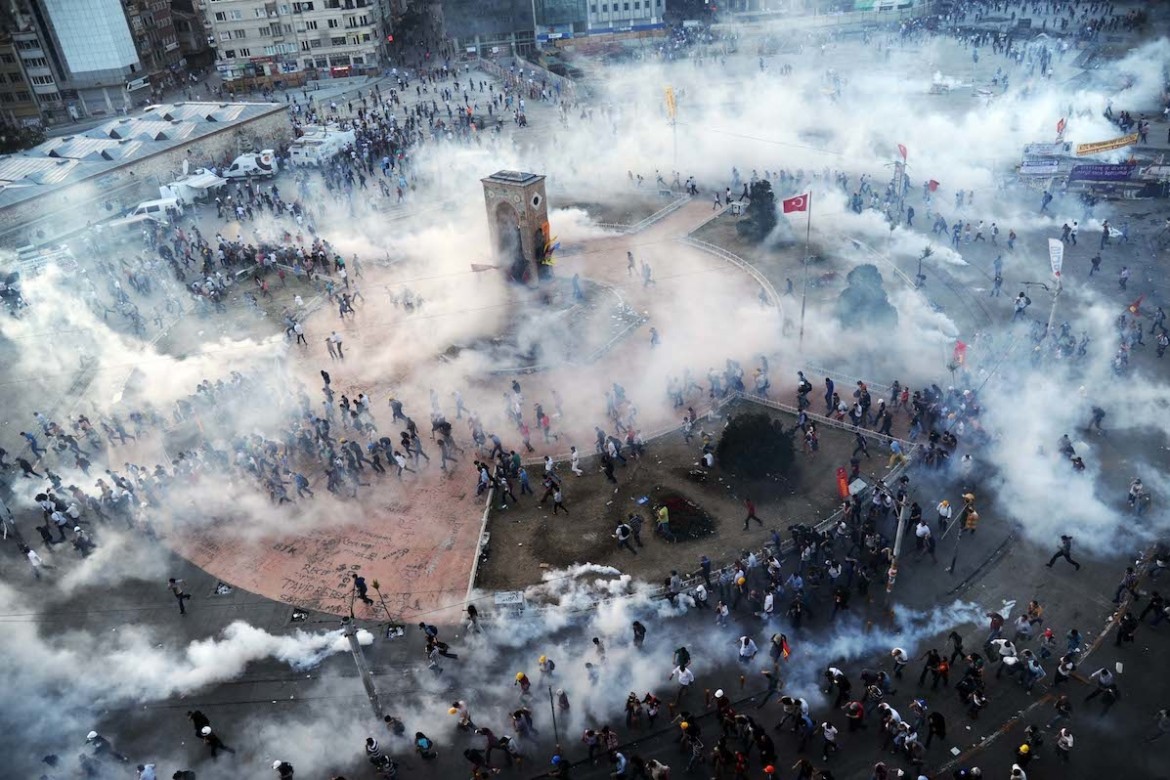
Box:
2, 22, 1169, 780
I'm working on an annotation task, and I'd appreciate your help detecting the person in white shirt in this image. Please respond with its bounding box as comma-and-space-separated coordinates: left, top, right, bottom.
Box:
737, 636, 759, 662
1055, 728, 1073, 761
23, 545, 44, 579
570, 446, 583, 476
669, 664, 694, 704
891, 647, 910, 678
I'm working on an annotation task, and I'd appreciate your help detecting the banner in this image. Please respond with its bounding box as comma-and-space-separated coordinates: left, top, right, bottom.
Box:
1075, 133, 1139, 156
836, 467, 850, 499
1048, 238, 1064, 277
897, 143, 908, 161
1068, 163, 1134, 182
1019, 159, 1060, 175
1024, 142, 1072, 157
663, 86, 676, 121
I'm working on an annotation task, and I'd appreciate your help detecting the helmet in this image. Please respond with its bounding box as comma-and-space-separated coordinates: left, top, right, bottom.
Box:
551, 755, 562, 765
539, 655, 547, 664
516, 672, 525, 681
765, 767, 776, 774
680, 721, 689, 729
1018, 744, 1030, 754
737, 577, 746, 585
201, 726, 211, 736
273, 760, 283, 769
86, 731, 98, 741
715, 689, 724, 698
556, 688, 564, 696
448, 707, 458, 714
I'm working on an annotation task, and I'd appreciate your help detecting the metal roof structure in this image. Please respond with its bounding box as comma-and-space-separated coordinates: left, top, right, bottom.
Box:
0, 101, 287, 211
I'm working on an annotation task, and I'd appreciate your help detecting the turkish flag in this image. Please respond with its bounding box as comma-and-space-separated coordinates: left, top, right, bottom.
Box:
782, 193, 809, 213
1127, 295, 1144, 315
1057, 117, 1067, 135
897, 143, 908, 161
927, 179, 940, 192
953, 340, 968, 365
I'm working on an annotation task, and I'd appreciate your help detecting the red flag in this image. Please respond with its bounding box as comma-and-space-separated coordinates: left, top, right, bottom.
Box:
1127, 295, 1144, 315
1056, 117, 1067, 135
897, 143, 908, 161
927, 179, 940, 192
782, 193, 809, 213
781, 636, 792, 659
953, 340, 968, 366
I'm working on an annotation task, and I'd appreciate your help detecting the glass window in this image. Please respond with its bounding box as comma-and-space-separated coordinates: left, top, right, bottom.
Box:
328, 18, 338, 27
237, 48, 250, 56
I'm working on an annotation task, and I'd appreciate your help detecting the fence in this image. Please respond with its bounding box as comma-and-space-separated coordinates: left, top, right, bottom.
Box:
681, 235, 782, 309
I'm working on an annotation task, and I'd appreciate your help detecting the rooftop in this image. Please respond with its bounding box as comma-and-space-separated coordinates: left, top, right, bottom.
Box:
0, 102, 288, 211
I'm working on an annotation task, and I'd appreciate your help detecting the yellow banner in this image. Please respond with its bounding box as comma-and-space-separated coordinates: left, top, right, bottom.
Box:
1075, 133, 1139, 156
664, 86, 677, 121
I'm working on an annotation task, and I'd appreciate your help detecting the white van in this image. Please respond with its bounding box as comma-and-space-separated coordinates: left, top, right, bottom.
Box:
129, 197, 183, 221
223, 149, 278, 179
288, 129, 355, 166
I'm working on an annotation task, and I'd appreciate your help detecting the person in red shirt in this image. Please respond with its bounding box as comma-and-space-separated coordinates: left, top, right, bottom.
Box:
743, 498, 763, 530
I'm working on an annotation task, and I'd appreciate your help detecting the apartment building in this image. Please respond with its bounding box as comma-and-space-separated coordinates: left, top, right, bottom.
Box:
440, 0, 667, 55
202, 0, 386, 87
0, 33, 41, 126
0, 1, 188, 121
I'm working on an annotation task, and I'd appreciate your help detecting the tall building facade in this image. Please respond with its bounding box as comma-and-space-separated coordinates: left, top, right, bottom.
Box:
439, 0, 667, 55
0, 33, 41, 126
3, 1, 187, 121
201, 0, 386, 87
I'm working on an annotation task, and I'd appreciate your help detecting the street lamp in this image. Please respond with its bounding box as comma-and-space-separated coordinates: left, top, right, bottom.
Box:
1023, 279, 1061, 340
915, 246, 932, 289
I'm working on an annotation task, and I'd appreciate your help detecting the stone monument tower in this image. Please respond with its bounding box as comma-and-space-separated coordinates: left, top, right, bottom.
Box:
481, 170, 550, 283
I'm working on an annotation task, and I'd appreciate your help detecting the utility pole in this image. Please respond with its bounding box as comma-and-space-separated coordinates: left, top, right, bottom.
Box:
548, 686, 561, 744
946, 492, 977, 574
885, 487, 912, 603
342, 616, 384, 720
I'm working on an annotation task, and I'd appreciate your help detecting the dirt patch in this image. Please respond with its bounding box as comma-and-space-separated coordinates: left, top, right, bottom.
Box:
475, 401, 903, 590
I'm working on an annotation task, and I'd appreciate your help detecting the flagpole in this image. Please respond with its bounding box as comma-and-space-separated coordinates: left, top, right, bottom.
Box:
798, 191, 812, 351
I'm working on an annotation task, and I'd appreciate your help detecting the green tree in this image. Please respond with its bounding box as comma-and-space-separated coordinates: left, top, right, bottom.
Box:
835, 263, 898, 328
736, 179, 777, 242
0, 124, 45, 155
716, 412, 797, 481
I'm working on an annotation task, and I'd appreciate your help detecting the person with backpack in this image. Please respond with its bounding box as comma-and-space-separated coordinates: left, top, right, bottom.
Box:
414, 732, 437, 760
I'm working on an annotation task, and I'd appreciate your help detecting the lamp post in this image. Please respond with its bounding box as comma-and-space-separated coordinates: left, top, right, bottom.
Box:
1022, 280, 1060, 340
915, 246, 933, 289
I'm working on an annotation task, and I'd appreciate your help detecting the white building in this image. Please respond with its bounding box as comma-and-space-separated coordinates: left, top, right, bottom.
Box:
201, 0, 387, 86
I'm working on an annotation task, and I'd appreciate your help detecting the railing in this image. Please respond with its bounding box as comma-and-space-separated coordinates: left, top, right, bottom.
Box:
681, 235, 782, 309
593, 194, 690, 235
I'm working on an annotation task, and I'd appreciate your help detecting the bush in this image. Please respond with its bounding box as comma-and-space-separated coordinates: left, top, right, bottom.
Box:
716, 412, 797, 480
735, 180, 777, 243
